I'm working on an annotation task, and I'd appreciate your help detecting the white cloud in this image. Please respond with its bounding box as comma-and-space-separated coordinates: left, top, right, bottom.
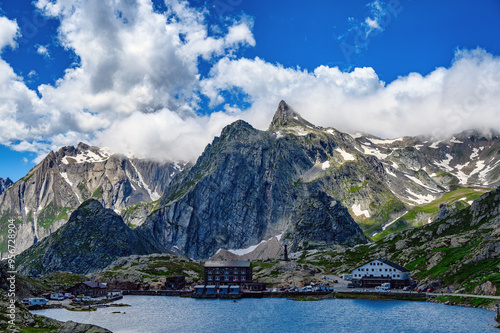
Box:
337, 0, 402, 59
0, 16, 19, 51
202, 48, 500, 139
0, 0, 255, 162
36, 45, 50, 57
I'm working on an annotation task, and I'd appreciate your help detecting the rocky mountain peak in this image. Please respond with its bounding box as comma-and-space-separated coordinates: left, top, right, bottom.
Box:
53, 142, 111, 165
268, 100, 317, 131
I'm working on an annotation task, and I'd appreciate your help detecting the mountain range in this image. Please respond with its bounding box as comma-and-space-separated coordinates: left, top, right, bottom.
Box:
0, 143, 187, 258
3, 101, 500, 268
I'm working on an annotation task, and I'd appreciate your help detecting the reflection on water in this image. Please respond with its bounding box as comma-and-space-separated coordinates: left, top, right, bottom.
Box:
31, 296, 498, 333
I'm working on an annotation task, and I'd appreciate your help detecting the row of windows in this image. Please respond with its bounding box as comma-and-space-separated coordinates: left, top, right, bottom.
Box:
207, 269, 248, 274
207, 276, 247, 281
353, 273, 400, 278
358, 268, 397, 272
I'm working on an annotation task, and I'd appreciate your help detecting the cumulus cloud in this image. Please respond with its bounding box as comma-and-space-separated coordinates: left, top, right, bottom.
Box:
0, 0, 255, 162
36, 44, 50, 57
0, 16, 19, 50
203, 48, 500, 139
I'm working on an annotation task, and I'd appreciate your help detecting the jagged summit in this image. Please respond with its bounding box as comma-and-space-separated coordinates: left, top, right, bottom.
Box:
53, 142, 112, 165
268, 100, 317, 131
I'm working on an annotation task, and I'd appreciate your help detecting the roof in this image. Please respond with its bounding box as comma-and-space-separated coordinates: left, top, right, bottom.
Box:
81, 281, 108, 289
376, 258, 409, 272
204, 260, 251, 268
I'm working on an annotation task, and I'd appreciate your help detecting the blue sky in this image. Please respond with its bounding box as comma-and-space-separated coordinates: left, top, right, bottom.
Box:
0, 0, 500, 181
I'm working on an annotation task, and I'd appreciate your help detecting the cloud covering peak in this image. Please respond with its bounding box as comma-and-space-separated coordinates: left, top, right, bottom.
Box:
0, 1, 499, 165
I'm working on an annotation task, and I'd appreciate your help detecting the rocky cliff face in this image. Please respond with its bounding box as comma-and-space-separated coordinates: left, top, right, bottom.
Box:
16, 199, 165, 275
140, 101, 371, 259
0, 178, 12, 195
0, 143, 187, 258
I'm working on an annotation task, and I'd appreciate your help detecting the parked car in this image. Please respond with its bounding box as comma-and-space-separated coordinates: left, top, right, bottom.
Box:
403, 286, 411, 291
427, 288, 435, 292
347, 284, 355, 288
82, 296, 93, 302
301, 286, 313, 292
28, 298, 48, 306
21, 298, 30, 305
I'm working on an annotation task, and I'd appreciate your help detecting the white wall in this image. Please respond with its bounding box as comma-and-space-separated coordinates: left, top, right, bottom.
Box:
351, 260, 407, 280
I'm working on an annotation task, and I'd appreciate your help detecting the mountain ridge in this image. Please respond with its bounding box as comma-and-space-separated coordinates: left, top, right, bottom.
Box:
16, 199, 166, 275
0, 143, 187, 258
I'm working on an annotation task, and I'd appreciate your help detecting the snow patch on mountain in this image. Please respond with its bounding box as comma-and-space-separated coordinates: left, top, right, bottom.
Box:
385, 167, 397, 177
470, 147, 485, 160
60, 172, 73, 187
368, 137, 403, 145
433, 154, 454, 172
405, 189, 436, 205
325, 129, 336, 135
220, 233, 284, 256
321, 161, 331, 170
450, 137, 463, 144
335, 148, 355, 161
61, 148, 111, 165
130, 161, 161, 201
381, 210, 409, 231
287, 126, 312, 136
351, 204, 370, 218
361, 144, 389, 159
404, 174, 441, 193
429, 141, 442, 149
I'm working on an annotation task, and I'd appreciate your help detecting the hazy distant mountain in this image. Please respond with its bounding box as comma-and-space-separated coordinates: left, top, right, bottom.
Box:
0, 143, 187, 258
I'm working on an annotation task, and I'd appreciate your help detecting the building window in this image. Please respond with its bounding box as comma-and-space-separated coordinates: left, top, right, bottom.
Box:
216, 276, 220, 281
208, 276, 213, 281
241, 276, 246, 281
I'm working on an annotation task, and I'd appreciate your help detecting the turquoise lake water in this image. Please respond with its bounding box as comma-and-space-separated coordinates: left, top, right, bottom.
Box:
31, 295, 498, 332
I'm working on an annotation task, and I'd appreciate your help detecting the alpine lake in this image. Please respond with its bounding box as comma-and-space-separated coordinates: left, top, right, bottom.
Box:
31, 295, 499, 332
